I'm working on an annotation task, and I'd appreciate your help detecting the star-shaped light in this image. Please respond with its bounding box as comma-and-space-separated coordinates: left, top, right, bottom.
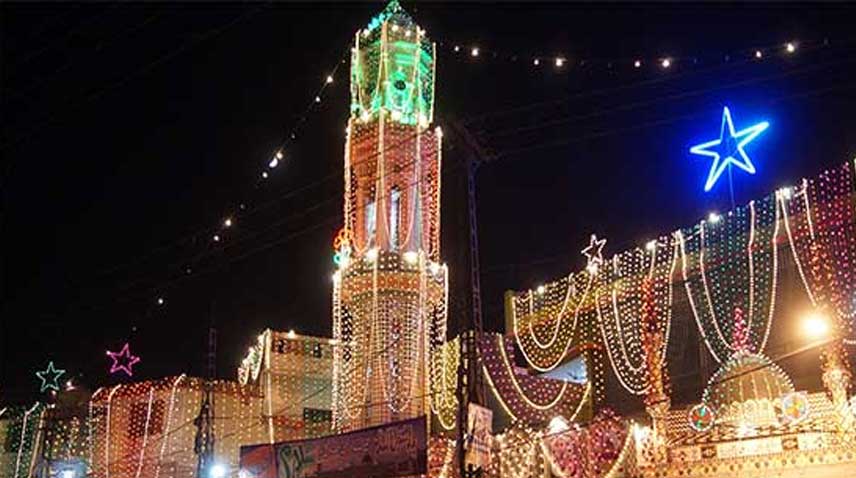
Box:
36, 361, 66, 392
107, 343, 141, 376
581, 234, 606, 273
689, 106, 769, 192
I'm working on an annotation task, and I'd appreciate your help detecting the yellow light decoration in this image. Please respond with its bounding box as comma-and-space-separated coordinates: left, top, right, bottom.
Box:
85, 332, 333, 478
595, 238, 677, 397
481, 333, 591, 424
510, 270, 594, 372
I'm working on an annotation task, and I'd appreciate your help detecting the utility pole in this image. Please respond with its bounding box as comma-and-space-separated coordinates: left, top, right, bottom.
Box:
450, 121, 490, 478
194, 324, 217, 478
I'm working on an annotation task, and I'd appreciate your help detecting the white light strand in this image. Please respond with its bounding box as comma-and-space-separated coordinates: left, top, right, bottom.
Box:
497, 335, 570, 410
512, 272, 594, 372
104, 385, 121, 478
133, 387, 155, 478
780, 185, 817, 306
13, 403, 38, 478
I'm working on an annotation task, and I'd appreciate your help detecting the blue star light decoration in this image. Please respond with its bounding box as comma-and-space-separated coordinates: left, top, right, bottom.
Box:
36, 361, 66, 392
689, 106, 769, 192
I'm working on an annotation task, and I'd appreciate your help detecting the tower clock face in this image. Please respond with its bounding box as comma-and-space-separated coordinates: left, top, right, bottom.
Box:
387, 70, 413, 113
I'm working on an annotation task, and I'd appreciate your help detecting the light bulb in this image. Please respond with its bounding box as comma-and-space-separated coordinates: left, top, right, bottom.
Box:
634, 60, 642, 68
661, 58, 671, 68
533, 58, 540, 66
403, 251, 418, 264
326, 75, 333, 84
269, 157, 278, 168
645, 240, 657, 251
365, 248, 379, 262
555, 57, 564, 67
707, 212, 721, 223
286, 330, 297, 339
224, 218, 233, 228
471, 47, 479, 57
213, 234, 221, 242
315, 96, 321, 103
261, 171, 269, 179
548, 415, 569, 434
786, 42, 796, 53
536, 285, 545, 294
754, 50, 763, 59
276, 150, 284, 160
209, 463, 227, 478
803, 312, 830, 340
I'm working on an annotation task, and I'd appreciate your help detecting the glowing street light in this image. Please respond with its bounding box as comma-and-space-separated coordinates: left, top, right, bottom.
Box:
802, 312, 830, 340
209, 463, 227, 478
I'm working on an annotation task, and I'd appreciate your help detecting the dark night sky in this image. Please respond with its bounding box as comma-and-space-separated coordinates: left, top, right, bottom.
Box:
3, 1, 856, 404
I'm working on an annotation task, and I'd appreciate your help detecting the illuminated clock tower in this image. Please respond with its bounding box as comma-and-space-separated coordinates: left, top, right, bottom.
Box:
331, 0, 448, 432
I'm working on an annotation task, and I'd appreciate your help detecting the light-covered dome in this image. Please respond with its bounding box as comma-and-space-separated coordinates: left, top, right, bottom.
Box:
702, 351, 794, 427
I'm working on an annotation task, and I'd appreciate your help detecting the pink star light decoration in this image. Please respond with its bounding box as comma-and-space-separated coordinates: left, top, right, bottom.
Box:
106, 343, 141, 376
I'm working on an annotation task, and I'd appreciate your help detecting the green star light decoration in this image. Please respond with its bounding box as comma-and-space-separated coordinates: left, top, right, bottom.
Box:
36, 361, 66, 392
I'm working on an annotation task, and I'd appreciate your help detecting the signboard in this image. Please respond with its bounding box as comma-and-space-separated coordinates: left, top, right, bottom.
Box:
240, 416, 427, 478
465, 403, 493, 471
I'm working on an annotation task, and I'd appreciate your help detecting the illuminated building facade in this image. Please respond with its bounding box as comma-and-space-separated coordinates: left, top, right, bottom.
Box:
331, 0, 448, 432
0, 336, 337, 478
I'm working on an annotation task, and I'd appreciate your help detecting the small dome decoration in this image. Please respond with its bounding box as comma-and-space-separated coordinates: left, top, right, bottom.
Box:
701, 351, 795, 428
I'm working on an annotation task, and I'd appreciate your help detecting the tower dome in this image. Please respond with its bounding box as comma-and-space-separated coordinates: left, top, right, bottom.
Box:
702, 351, 795, 427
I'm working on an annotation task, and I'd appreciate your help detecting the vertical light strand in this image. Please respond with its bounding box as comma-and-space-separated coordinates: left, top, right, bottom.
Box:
133, 387, 155, 478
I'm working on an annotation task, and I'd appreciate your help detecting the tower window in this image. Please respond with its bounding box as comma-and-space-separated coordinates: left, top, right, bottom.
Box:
365, 200, 377, 241
389, 187, 401, 249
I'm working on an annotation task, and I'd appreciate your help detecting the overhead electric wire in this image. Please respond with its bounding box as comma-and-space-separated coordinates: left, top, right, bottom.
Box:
74, 37, 856, 290
483, 51, 856, 141
30, 64, 856, 321
1, 3, 271, 152
461, 36, 856, 127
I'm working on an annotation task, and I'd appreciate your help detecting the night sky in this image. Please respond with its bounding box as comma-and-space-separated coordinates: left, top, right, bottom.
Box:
3, 1, 856, 404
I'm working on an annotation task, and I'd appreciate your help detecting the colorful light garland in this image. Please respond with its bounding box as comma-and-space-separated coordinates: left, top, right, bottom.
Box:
332, 0, 447, 433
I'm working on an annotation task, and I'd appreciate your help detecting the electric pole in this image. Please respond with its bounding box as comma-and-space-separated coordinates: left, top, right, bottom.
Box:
450, 121, 490, 478
194, 324, 217, 478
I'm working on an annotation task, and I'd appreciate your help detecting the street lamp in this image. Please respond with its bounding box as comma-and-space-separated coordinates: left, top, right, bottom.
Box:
209, 463, 228, 478
802, 312, 830, 340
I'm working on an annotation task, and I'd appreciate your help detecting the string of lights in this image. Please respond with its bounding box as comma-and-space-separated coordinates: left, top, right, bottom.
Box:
444, 36, 814, 84
30, 35, 855, 334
